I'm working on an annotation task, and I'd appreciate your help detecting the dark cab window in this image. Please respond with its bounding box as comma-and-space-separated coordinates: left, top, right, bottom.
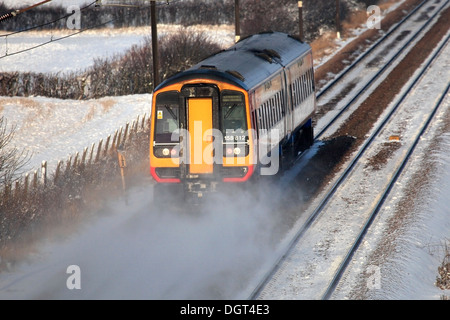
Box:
221, 91, 247, 143
154, 91, 180, 144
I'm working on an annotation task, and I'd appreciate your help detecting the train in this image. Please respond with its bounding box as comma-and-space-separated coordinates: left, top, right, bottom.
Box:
149, 31, 316, 199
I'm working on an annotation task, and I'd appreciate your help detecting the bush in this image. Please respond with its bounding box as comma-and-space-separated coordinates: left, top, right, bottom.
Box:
0, 30, 222, 99
240, 0, 349, 42
159, 30, 223, 79
0, 117, 30, 188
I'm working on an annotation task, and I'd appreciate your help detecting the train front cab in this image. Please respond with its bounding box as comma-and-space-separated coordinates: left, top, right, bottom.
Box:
150, 80, 255, 198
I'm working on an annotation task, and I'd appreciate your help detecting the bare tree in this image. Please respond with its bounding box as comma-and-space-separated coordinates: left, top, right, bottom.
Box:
0, 116, 30, 187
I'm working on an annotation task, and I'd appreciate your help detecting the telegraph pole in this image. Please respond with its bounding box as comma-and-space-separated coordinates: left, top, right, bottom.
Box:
336, 0, 341, 39
298, 1, 303, 41
151, 0, 160, 88
235, 0, 240, 42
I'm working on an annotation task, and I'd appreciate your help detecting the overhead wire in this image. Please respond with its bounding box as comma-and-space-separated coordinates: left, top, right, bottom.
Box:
0, 1, 98, 38
0, 0, 53, 23
0, 0, 181, 60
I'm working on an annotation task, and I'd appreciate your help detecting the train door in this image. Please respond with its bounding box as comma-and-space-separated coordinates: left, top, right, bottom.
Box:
187, 97, 214, 174
181, 84, 220, 180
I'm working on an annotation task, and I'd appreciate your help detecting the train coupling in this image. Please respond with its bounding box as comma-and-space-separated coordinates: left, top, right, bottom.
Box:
184, 180, 218, 201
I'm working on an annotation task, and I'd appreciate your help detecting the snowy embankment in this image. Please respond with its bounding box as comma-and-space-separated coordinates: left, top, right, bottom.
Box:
0, 94, 151, 174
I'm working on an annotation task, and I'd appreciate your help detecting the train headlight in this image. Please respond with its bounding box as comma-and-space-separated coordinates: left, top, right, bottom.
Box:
154, 145, 179, 158
224, 144, 249, 157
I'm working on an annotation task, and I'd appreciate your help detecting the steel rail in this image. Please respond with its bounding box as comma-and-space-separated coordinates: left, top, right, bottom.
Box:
321, 38, 450, 300
316, 0, 428, 100
314, 0, 449, 141
248, 3, 449, 299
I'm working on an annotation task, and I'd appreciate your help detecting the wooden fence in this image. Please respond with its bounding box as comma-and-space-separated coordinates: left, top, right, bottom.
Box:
1, 112, 151, 204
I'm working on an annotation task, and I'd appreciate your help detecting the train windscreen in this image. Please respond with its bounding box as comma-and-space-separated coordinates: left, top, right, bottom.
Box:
154, 91, 180, 144
221, 91, 247, 142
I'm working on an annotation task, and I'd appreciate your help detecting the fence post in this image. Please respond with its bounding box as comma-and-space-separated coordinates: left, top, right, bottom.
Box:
24, 173, 29, 198
14, 180, 20, 199
128, 120, 135, 142
81, 147, 88, 165
104, 134, 111, 156
33, 170, 38, 189
141, 114, 146, 130
135, 115, 140, 131
95, 139, 103, 162
66, 156, 72, 174
88, 143, 95, 164
73, 152, 79, 169
54, 160, 61, 183
41, 161, 47, 186
123, 122, 129, 144
4, 183, 11, 201
117, 126, 123, 148
112, 129, 118, 151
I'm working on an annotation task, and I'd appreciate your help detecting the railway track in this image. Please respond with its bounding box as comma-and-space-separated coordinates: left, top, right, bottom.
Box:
248, 0, 450, 300
279, 0, 448, 185
314, 0, 448, 140
321, 47, 450, 301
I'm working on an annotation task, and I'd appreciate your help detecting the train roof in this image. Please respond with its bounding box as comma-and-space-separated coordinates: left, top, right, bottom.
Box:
154, 31, 311, 92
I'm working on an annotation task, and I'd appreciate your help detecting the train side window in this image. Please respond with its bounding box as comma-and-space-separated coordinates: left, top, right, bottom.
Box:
295, 79, 299, 107
267, 102, 272, 129
302, 74, 307, 101
306, 72, 310, 96
257, 108, 263, 132
291, 82, 297, 109
292, 81, 296, 109
294, 80, 298, 108
306, 70, 311, 96
292, 82, 296, 108
261, 103, 267, 130
272, 97, 276, 126
274, 94, 278, 123
298, 77, 303, 106
265, 102, 271, 129
270, 99, 275, 128
276, 93, 281, 122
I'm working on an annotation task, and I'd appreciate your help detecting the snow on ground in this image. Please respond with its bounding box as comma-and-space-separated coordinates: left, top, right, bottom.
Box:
0, 1, 448, 300
0, 25, 234, 74
0, 94, 151, 174
0, 29, 152, 74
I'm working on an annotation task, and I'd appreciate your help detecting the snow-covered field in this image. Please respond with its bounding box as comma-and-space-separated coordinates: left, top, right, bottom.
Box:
0, 1, 449, 300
